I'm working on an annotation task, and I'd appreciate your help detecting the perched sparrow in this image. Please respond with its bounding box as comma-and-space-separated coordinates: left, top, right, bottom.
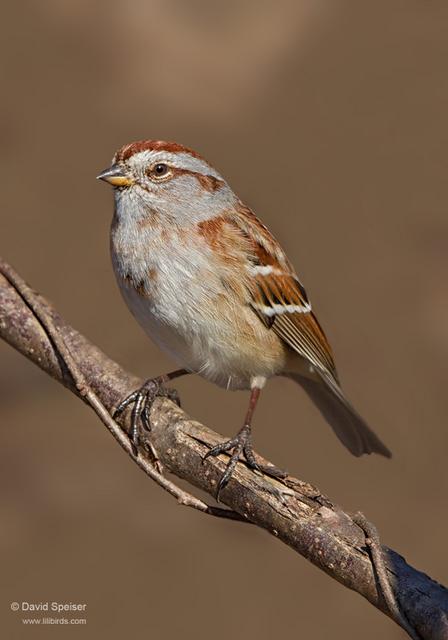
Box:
98, 140, 390, 495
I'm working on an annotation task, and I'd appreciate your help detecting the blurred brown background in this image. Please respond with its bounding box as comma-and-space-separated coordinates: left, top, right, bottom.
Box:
1, 1, 447, 638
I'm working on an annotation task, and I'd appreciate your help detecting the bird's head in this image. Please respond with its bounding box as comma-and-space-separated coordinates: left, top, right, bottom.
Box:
98, 140, 235, 224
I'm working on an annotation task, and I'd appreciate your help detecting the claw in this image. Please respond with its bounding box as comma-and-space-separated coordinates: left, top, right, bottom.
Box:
203, 425, 286, 501
113, 390, 139, 418
112, 376, 181, 460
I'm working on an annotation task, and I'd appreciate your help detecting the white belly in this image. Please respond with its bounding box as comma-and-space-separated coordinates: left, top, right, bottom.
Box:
117, 277, 284, 390
111, 219, 285, 390
119, 279, 204, 375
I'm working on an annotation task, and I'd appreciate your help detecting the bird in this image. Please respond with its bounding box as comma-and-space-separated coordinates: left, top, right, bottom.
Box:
98, 139, 391, 496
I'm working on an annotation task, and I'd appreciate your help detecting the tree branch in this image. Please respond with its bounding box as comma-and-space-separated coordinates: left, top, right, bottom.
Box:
0, 258, 446, 639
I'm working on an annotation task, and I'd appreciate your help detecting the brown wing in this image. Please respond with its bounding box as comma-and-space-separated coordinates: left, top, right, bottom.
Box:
197, 203, 391, 458
219, 205, 391, 459
229, 204, 339, 384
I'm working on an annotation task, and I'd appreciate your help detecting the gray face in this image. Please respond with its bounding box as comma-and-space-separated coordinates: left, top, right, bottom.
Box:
109, 149, 238, 225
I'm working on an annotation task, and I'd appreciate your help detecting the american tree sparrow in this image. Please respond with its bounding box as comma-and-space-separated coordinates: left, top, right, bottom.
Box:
98, 140, 390, 496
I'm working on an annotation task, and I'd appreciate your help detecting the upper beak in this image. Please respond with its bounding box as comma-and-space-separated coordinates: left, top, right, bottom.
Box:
97, 164, 134, 187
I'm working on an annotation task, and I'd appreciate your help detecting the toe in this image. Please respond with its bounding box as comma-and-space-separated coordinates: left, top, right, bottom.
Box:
203, 437, 238, 461
256, 462, 288, 480
113, 390, 138, 417
215, 454, 240, 500
141, 405, 151, 431
203, 444, 226, 461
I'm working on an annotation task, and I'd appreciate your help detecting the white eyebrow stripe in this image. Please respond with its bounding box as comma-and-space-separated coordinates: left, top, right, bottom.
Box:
253, 302, 312, 316
247, 265, 286, 276
128, 150, 223, 180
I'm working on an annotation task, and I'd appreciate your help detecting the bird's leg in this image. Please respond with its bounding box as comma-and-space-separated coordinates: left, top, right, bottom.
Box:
204, 386, 286, 499
113, 369, 189, 457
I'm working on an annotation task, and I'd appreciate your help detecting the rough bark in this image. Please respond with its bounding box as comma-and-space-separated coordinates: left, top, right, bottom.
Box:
0, 263, 447, 640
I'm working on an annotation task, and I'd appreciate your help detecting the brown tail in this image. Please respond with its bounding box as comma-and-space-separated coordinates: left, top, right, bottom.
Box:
288, 372, 391, 458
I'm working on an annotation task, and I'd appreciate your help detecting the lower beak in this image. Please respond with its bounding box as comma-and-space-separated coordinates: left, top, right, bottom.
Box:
97, 164, 134, 187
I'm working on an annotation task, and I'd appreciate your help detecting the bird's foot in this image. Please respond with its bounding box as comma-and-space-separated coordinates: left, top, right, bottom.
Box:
113, 377, 180, 462
203, 424, 287, 500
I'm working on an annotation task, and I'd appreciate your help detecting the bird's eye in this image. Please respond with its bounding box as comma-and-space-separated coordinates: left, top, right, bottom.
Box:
149, 163, 170, 179
154, 163, 167, 175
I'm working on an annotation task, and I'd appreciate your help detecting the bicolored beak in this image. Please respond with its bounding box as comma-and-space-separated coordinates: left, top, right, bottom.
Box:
97, 164, 134, 187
